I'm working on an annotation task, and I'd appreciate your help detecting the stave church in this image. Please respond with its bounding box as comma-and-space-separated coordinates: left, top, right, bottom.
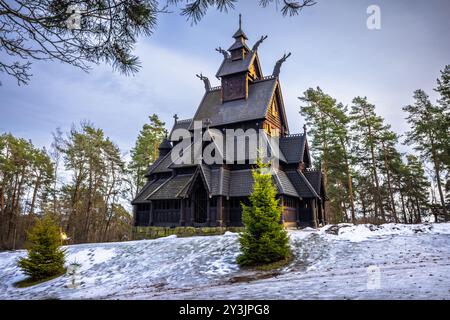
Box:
132, 17, 327, 229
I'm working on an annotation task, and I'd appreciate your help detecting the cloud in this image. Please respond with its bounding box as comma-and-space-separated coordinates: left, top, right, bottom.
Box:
0, 41, 218, 153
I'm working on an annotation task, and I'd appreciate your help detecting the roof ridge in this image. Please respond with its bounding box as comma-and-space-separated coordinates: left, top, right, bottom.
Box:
283, 133, 305, 138
253, 75, 276, 83
176, 118, 192, 123
145, 151, 171, 176
199, 164, 211, 192
145, 176, 172, 200
132, 179, 156, 203
304, 170, 322, 192
176, 174, 197, 198
297, 170, 320, 198
272, 169, 284, 194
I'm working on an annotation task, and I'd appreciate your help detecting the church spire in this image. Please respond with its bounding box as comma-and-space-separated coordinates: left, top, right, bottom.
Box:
229, 14, 250, 60
232, 14, 248, 40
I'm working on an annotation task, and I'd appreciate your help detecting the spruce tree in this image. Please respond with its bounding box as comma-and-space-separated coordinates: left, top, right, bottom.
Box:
237, 160, 291, 267
18, 214, 66, 281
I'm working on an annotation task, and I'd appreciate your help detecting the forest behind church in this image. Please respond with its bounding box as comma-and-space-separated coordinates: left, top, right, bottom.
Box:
0, 66, 449, 250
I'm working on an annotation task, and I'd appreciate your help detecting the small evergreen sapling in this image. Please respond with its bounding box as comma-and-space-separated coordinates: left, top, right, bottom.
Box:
18, 214, 66, 281
237, 159, 291, 267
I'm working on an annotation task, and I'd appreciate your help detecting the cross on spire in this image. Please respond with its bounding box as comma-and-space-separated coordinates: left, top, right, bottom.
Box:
232, 14, 248, 40
173, 114, 179, 124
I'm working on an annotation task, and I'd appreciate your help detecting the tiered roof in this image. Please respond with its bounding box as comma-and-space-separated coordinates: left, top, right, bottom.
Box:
132, 16, 325, 206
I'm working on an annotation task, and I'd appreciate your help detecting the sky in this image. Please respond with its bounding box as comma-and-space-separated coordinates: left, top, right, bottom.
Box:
0, 0, 449, 158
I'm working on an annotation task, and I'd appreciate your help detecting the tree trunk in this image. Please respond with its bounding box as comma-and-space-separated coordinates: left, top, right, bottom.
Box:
369, 143, 384, 221
381, 142, 397, 222
415, 197, 422, 223
361, 107, 385, 221
399, 190, 407, 223
29, 174, 41, 215
340, 137, 356, 223
361, 192, 367, 224
430, 143, 447, 220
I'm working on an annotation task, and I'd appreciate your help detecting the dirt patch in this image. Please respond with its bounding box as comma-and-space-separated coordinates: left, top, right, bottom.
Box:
228, 271, 281, 284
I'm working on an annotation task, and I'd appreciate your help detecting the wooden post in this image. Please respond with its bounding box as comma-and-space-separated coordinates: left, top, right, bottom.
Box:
312, 199, 319, 228
225, 197, 230, 226
217, 196, 223, 227
180, 198, 185, 226
132, 205, 137, 227
206, 195, 211, 226
190, 198, 195, 226
149, 201, 154, 226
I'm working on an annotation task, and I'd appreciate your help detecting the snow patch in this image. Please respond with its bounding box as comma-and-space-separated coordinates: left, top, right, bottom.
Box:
320, 222, 450, 242
0, 222, 449, 299
68, 248, 116, 271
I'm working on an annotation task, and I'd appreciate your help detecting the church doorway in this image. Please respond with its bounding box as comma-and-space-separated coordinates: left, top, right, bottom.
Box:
193, 179, 208, 224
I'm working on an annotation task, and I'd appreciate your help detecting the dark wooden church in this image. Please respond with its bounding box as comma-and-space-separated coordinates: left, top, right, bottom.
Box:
132, 17, 327, 229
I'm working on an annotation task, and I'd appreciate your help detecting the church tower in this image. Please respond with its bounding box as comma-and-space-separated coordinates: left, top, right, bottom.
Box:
216, 15, 263, 102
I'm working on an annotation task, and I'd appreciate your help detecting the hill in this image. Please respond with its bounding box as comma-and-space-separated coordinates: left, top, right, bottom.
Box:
1, 223, 450, 299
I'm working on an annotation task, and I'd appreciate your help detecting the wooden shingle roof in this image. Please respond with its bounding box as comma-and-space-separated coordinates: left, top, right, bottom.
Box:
303, 170, 323, 196
285, 170, 320, 199
147, 174, 194, 200
190, 77, 277, 129
132, 178, 169, 204
216, 51, 255, 78
279, 134, 307, 164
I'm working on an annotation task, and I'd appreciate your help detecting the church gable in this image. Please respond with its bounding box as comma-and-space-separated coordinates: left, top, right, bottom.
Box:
263, 83, 289, 136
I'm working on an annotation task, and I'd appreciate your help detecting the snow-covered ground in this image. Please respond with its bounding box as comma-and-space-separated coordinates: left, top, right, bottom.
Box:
1, 223, 450, 300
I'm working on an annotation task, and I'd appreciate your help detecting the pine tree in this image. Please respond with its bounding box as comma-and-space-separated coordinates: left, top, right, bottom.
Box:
434, 65, 450, 211
129, 114, 166, 197
299, 88, 355, 223
389, 152, 410, 223
57, 122, 127, 243
18, 214, 66, 281
0, 133, 54, 249
403, 155, 431, 223
403, 90, 448, 220
237, 160, 290, 267
350, 97, 386, 222
435, 65, 450, 114
378, 128, 402, 222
